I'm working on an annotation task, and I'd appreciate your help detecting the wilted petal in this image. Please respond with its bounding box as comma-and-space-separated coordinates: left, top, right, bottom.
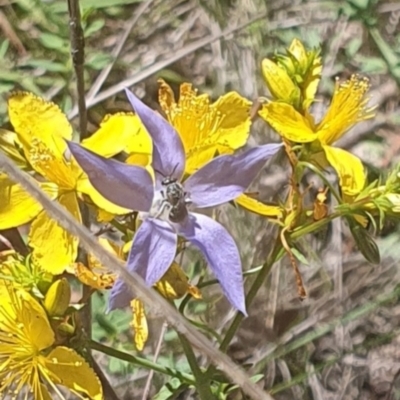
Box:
125, 89, 185, 182
67, 141, 153, 211
108, 218, 177, 311
178, 212, 246, 314
184, 143, 282, 208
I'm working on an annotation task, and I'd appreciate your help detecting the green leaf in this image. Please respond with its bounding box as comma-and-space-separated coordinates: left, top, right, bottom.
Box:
153, 379, 188, 400
356, 56, 387, 74
84, 19, 105, 37
86, 52, 113, 70
348, 218, 380, 264
346, 38, 362, 57
21, 59, 69, 73
0, 40, 10, 58
38, 32, 67, 51
291, 247, 309, 265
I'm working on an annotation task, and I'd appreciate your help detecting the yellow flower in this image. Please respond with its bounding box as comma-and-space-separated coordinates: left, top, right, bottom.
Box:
259, 75, 375, 196
0, 282, 103, 399
157, 80, 283, 218
158, 79, 252, 174
0, 92, 151, 274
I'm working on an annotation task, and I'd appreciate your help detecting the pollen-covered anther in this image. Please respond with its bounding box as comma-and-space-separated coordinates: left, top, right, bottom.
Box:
29, 138, 54, 169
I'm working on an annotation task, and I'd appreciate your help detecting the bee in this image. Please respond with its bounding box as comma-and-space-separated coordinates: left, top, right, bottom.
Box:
156, 168, 191, 223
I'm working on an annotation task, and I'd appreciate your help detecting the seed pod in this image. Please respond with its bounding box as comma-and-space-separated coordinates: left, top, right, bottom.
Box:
44, 278, 71, 317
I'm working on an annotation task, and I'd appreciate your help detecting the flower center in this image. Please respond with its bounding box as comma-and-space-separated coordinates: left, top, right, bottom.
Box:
144, 179, 190, 223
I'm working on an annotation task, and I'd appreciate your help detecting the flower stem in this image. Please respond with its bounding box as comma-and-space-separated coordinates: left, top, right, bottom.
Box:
178, 333, 215, 399
89, 339, 196, 384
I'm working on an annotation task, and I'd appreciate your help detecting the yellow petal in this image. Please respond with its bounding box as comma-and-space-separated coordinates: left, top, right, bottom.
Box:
29, 137, 77, 188
0, 128, 30, 170
303, 55, 322, 109
8, 92, 72, 153
131, 299, 148, 351
210, 91, 251, 149
44, 346, 103, 400
77, 175, 131, 215
261, 59, 300, 104
322, 145, 366, 196
288, 39, 308, 65
158, 79, 251, 173
82, 113, 152, 158
259, 102, 316, 142
235, 193, 283, 218
0, 175, 58, 229
317, 75, 375, 144
0, 285, 54, 351
126, 152, 152, 168
29, 192, 80, 274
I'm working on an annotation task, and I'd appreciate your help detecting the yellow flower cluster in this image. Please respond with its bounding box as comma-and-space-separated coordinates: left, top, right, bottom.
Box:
0, 38, 378, 399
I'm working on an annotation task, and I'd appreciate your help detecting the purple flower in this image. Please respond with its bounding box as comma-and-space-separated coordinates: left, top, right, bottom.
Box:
67, 90, 282, 315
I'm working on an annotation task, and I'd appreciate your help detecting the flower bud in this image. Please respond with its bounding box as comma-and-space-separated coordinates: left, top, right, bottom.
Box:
44, 278, 71, 317
261, 59, 300, 104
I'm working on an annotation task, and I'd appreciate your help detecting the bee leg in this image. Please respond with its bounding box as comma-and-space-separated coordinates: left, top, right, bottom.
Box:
184, 192, 192, 205
154, 199, 170, 219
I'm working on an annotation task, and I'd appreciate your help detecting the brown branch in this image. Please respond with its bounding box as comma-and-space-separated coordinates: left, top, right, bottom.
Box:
67, 0, 87, 138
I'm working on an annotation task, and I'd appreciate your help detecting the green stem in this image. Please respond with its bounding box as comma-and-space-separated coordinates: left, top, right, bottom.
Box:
178, 334, 215, 399
89, 340, 195, 384
291, 211, 340, 239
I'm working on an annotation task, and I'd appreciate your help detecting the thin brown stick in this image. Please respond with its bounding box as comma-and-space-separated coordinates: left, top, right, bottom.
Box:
141, 322, 168, 400
280, 228, 306, 300
68, 12, 273, 119
0, 151, 275, 400
67, 0, 87, 138
86, 0, 153, 102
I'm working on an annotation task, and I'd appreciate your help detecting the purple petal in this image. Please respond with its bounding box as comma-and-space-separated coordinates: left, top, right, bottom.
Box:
125, 89, 185, 183
107, 279, 133, 311
67, 141, 154, 212
178, 212, 246, 315
184, 143, 282, 208
127, 218, 177, 285
107, 218, 177, 311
